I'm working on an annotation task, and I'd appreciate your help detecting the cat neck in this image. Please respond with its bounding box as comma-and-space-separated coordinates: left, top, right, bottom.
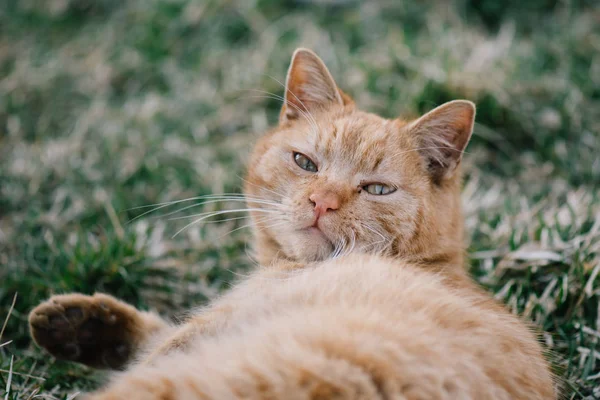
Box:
251, 228, 467, 274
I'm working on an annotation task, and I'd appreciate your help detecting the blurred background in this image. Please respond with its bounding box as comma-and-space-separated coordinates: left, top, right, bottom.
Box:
1, 0, 599, 398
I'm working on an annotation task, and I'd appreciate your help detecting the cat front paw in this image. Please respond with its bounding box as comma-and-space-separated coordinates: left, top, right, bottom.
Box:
29, 293, 140, 369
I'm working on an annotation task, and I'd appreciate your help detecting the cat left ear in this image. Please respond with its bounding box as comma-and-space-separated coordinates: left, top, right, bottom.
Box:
408, 100, 476, 183
280, 48, 345, 123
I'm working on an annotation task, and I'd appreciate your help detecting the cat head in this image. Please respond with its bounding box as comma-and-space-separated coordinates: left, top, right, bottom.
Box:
245, 48, 475, 267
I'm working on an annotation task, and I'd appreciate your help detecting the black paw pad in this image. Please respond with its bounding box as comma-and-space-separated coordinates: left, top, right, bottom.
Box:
57, 343, 81, 360
48, 315, 70, 330
79, 319, 102, 343
65, 307, 84, 322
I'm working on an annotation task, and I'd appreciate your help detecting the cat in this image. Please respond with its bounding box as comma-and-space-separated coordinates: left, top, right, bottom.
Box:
29, 48, 556, 399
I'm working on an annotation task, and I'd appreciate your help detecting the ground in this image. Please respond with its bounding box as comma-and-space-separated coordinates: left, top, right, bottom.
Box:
0, 0, 599, 398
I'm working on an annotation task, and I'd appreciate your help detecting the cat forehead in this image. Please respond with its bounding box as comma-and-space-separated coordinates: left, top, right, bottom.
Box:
305, 111, 414, 171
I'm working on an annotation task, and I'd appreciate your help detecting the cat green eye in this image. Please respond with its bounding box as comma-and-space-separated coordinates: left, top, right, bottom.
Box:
363, 183, 396, 196
293, 152, 318, 172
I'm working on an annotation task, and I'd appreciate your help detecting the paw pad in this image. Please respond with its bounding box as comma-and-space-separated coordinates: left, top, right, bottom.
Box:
29, 294, 137, 369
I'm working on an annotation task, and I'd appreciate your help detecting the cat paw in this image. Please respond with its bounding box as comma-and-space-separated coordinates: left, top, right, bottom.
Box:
29, 293, 142, 369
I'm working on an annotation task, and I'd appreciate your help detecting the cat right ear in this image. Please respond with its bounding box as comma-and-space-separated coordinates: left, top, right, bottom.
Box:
280, 48, 345, 124
407, 100, 476, 184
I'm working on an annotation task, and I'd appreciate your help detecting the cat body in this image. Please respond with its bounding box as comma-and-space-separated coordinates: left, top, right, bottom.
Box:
29, 49, 556, 399
77, 254, 552, 399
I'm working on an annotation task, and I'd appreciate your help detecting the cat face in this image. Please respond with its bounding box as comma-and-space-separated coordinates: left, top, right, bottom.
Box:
245, 49, 475, 264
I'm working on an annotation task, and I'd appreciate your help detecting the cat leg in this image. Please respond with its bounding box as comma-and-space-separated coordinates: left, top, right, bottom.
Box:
140, 305, 233, 366
29, 293, 170, 370
139, 265, 299, 365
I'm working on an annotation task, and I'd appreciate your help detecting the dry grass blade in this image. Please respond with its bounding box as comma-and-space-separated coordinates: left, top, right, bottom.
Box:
0, 294, 17, 343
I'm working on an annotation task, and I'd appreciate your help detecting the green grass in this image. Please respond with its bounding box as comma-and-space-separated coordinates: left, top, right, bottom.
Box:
1, 0, 599, 398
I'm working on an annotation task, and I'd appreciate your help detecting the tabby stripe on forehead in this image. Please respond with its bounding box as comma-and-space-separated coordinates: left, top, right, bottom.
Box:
372, 154, 384, 171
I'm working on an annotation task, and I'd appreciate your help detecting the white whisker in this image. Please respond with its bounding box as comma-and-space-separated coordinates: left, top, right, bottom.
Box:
127, 193, 246, 212
265, 74, 319, 127
238, 175, 286, 198
216, 218, 288, 240
242, 91, 320, 137
262, 74, 321, 135
170, 207, 281, 222
150, 198, 284, 221
172, 208, 284, 238
128, 194, 283, 223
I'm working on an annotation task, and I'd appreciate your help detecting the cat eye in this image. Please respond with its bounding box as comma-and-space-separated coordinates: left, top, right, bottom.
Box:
293, 152, 318, 172
362, 183, 396, 196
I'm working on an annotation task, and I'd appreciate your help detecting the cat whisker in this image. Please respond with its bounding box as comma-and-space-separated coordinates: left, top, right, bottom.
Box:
260, 74, 321, 135
128, 194, 283, 223
242, 91, 320, 137
126, 193, 248, 211
263, 74, 320, 132
172, 208, 286, 238
127, 194, 246, 223
150, 198, 285, 222
358, 223, 392, 255
216, 218, 288, 240
368, 236, 393, 255
388, 146, 471, 160
332, 236, 347, 259
238, 176, 287, 199
338, 231, 356, 258
196, 215, 250, 225
346, 231, 357, 256
170, 208, 283, 222
337, 238, 345, 258
361, 223, 387, 243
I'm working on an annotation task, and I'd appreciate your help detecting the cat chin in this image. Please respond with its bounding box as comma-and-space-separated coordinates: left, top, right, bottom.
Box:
288, 228, 335, 262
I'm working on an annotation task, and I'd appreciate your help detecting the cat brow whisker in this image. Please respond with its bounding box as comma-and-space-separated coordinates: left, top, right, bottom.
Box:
263, 74, 320, 130
388, 146, 471, 160
262, 74, 321, 136
242, 92, 319, 137
247, 89, 318, 127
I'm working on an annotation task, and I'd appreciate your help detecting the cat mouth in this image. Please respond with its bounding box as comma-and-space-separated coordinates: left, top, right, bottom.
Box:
307, 226, 325, 236
301, 225, 331, 242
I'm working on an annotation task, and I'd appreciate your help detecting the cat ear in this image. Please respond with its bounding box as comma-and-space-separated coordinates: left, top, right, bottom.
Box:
408, 100, 476, 183
280, 48, 344, 123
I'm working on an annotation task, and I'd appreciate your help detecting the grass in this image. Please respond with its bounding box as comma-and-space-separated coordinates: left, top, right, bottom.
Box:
0, 0, 599, 398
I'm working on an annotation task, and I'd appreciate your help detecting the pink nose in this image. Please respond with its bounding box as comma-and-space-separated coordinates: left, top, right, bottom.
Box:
309, 191, 340, 219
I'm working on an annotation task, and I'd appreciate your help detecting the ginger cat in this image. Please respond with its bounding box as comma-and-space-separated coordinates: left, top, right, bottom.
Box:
29, 49, 555, 399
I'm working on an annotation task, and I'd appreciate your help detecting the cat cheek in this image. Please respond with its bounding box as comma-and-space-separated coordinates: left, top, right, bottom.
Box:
254, 147, 289, 183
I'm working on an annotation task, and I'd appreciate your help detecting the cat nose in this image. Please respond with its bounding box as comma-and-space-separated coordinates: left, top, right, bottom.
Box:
309, 191, 340, 218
